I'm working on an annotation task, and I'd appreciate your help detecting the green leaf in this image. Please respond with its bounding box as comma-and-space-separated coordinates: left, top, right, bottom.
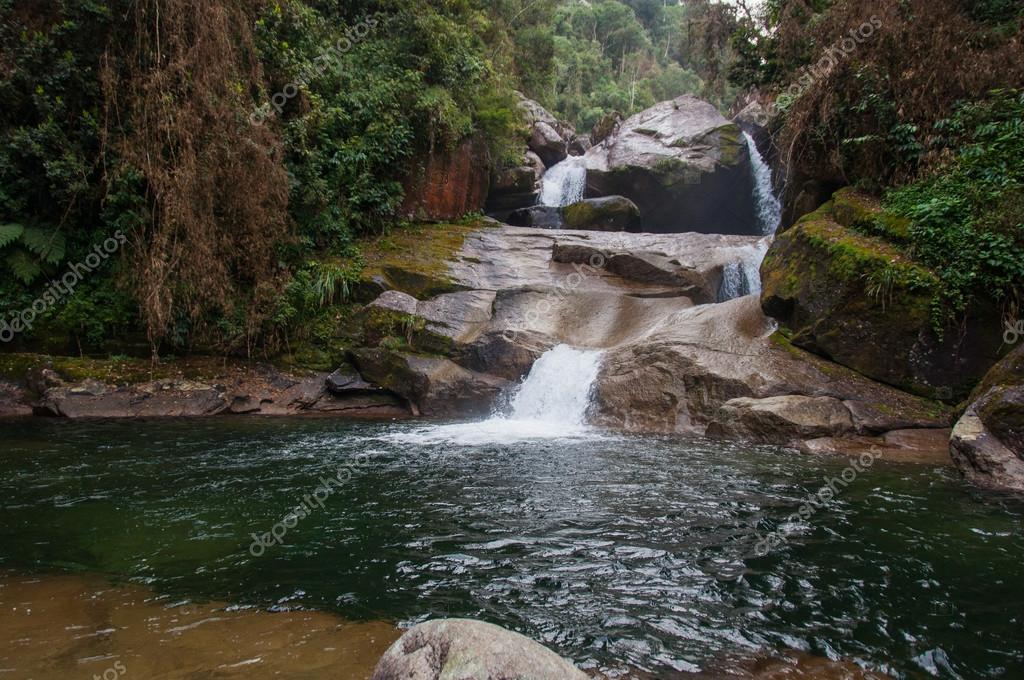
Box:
0, 223, 24, 249
6, 248, 43, 284
20, 227, 66, 265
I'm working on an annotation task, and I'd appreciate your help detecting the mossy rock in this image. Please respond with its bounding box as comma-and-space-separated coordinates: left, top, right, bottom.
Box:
561, 196, 641, 232
761, 205, 1004, 402
359, 220, 488, 298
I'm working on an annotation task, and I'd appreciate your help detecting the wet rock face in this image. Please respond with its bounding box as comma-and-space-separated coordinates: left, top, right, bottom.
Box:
370, 619, 589, 680
760, 190, 1005, 403
583, 95, 758, 234
402, 134, 490, 221
951, 345, 1024, 492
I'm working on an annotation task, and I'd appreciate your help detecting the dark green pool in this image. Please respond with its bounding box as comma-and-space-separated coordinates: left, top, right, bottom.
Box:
1, 417, 1021, 678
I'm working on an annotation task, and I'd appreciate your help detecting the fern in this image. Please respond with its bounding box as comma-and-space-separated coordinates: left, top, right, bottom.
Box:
6, 249, 43, 284
0, 223, 24, 249
20, 226, 66, 265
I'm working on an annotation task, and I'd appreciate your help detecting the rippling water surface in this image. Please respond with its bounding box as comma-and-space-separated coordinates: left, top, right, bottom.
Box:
1, 418, 1022, 678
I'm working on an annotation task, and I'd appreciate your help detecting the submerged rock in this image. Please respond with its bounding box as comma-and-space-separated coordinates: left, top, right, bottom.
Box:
370, 619, 588, 680
583, 95, 757, 234
760, 189, 1005, 403
950, 345, 1024, 492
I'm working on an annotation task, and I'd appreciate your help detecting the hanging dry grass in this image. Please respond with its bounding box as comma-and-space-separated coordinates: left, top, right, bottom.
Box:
102, 0, 291, 357
774, 0, 1024, 188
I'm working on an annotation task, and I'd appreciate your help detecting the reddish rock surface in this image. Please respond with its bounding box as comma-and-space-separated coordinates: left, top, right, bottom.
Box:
402, 135, 490, 221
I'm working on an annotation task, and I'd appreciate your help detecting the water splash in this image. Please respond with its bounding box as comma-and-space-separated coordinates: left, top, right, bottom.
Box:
743, 132, 782, 235
717, 241, 770, 302
383, 345, 605, 445
538, 156, 587, 207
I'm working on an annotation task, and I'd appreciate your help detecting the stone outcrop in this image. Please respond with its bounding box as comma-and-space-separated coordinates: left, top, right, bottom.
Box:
370, 619, 588, 680
583, 95, 757, 234
760, 189, 1005, 402
402, 134, 490, 221
950, 345, 1024, 491
31, 366, 409, 419
516, 93, 575, 169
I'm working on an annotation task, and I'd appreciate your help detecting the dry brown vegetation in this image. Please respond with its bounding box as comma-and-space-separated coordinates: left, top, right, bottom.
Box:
101, 0, 292, 357
773, 0, 1024, 188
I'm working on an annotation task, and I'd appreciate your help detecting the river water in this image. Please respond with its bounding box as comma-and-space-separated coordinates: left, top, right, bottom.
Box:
1, 410, 1022, 678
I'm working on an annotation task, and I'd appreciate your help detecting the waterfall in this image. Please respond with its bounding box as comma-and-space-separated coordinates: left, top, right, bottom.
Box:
743, 132, 782, 236
538, 156, 587, 207
382, 345, 605, 445
717, 240, 770, 302
505, 345, 602, 425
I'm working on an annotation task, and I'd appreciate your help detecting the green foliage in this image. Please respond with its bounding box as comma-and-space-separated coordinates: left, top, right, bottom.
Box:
884, 90, 1024, 329
0, 223, 66, 284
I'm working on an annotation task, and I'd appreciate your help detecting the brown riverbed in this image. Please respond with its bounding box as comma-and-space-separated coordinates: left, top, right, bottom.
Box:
0, 572, 401, 679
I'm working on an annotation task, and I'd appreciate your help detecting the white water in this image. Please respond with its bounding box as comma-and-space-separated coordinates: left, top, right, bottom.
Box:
743, 132, 782, 236
717, 240, 771, 302
382, 345, 605, 446
538, 156, 587, 207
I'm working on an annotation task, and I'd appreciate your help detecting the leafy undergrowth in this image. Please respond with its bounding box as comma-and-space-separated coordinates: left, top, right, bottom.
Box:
880, 90, 1024, 329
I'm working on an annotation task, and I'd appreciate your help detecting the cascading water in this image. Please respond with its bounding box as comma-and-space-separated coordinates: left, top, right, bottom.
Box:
743, 132, 782, 236
717, 240, 771, 302
384, 345, 605, 445
538, 156, 587, 207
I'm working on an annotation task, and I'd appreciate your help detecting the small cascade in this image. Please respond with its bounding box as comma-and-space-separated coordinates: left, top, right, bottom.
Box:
383, 345, 605, 445
717, 241, 770, 302
538, 156, 587, 207
743, 132, 782, 236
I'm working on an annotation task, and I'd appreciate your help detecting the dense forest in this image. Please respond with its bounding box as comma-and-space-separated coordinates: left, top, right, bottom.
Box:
1, 0, 1022, 363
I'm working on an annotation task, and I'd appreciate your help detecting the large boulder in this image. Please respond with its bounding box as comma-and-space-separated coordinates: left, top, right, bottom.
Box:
350, 348, 508, 417
370, 619, 588, 680
561, 196, 641, 232
487, 151, 545, 213
760, 189, 1005, 402
36, 379, 229, 418
583, 95, 757, 234
506, 197, 642, 232
516, 94, 574, 169
950, 345, 1024, 491
706, 395, 855, 443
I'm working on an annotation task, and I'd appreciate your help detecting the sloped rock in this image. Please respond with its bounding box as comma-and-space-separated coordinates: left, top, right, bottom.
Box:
593, 296, 953, 441
529, 121, 568, 168
370, 619, 588, 680
583, 95, 756, 234
365, 289, 495, 354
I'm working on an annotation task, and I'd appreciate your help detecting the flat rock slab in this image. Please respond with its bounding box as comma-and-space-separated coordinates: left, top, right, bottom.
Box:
371, 619, 588, 680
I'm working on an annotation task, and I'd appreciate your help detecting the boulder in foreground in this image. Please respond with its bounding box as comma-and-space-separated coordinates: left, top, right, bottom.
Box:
951, 345, 1024, 492
371, 619, 588, 680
